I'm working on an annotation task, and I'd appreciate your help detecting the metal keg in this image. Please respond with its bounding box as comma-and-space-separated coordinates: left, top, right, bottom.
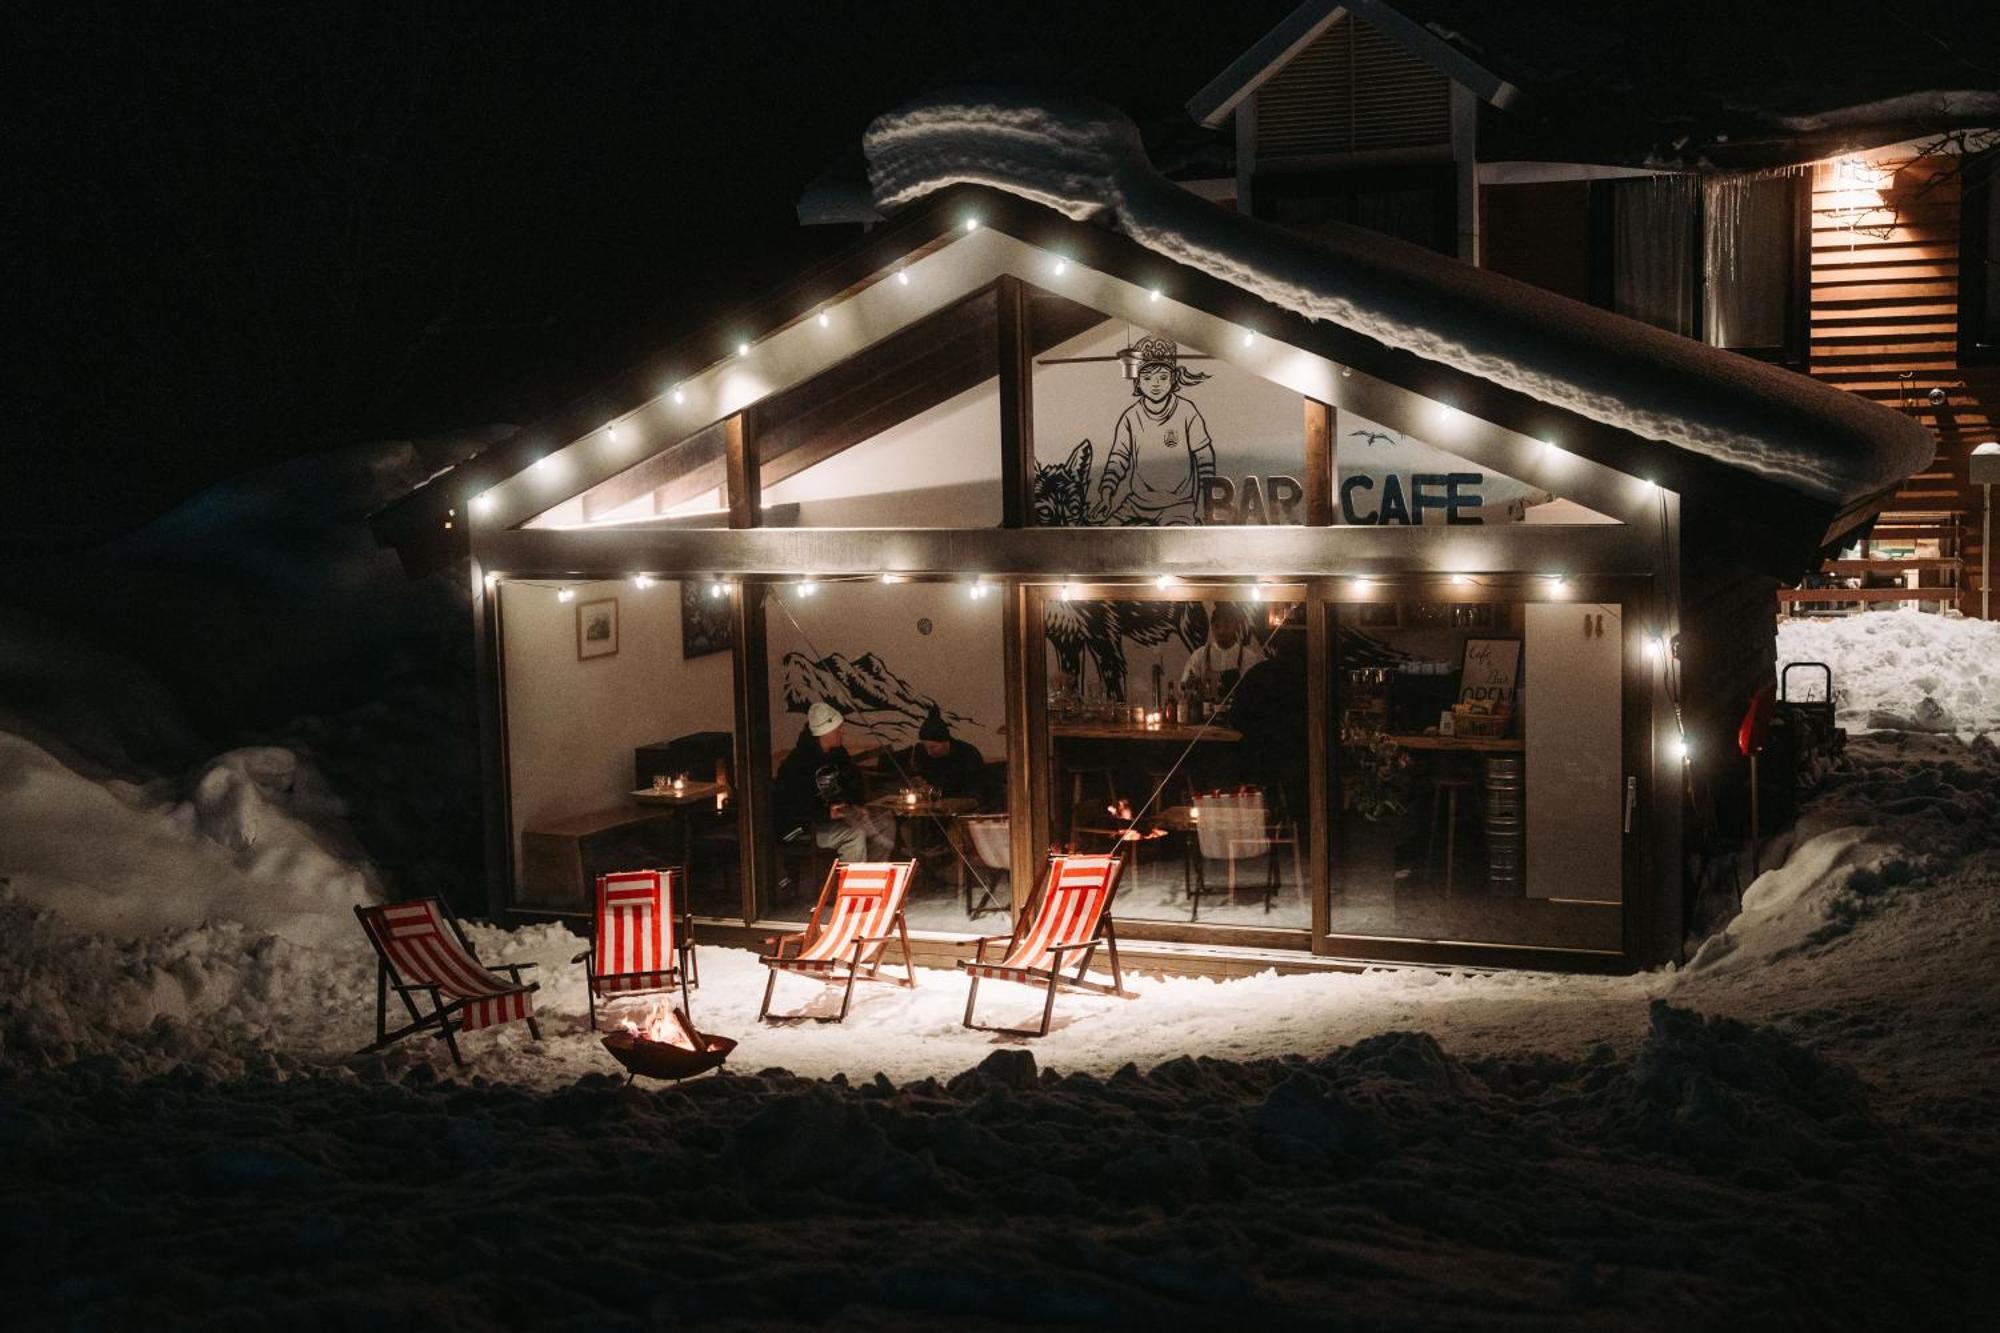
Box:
1482, 756, 1525, 889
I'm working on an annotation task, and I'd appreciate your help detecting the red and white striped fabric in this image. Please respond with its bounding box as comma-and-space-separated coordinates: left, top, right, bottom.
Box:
781, 861, 914, 972
365, 900, 534, 1033
591, 870, 680, 995
965, 854, 1119, 979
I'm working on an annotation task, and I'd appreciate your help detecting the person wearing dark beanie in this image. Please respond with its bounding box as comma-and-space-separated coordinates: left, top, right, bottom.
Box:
903, 704, 992, 806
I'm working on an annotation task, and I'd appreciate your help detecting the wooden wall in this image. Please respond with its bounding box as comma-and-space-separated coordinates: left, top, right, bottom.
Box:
1808, 154, 2000, 615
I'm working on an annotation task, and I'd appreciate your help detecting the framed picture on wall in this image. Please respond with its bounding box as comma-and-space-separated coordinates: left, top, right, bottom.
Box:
681, 581, 733, 659
577, 597, 619, 660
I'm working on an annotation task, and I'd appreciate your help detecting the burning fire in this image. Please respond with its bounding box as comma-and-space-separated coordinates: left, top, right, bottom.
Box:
618, 1000, 698, 1048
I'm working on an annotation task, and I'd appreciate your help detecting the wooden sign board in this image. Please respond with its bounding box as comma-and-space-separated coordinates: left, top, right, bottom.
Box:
1458, 637, 1520, 706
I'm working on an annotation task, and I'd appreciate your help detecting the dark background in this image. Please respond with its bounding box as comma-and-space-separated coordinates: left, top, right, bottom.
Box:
7, 2, 1287, 551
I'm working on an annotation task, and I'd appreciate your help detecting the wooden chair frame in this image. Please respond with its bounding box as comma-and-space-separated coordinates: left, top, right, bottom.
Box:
354, 899, 540, 1067
961, 853, 1135, 1038
758, 859, 919, 1023
572, 866, 700, 1032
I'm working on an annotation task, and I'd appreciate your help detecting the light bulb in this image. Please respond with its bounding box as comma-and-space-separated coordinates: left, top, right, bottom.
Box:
1241, 331, 1254, 347
606, 425, 620, 444
708, 581, 725, 599
817, 311, 829, 328
1451, 574, 1470, 586
632, 575, 653, 589
1671, 735, 1689, 762
1149, 289, 1162, 302
964, 217, 979, 232
557, 587, 574, 603
896, 270, 909, 286
736, 340, 750, 357
472, 495, 492, 515
1052, 258, 1067, 275
799, 579, 817, 597
1154, 574, 1177, 590
672, 387, 685, 404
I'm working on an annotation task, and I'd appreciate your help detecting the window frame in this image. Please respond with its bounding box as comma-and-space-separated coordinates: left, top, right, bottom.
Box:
1588, 174, 1810, 367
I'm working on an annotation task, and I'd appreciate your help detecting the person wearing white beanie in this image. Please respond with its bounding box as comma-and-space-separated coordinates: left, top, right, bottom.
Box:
775, 700, 895, 862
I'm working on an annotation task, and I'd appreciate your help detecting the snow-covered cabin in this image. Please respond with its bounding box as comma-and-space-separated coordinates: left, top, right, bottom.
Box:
375, 95, 1934, 973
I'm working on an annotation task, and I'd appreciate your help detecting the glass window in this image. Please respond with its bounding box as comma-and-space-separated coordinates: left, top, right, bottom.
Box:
1703, 175, 1799, 354
1608, 176, 1698, 337
1043, 589, 1311, 931
1335, 409, 1617, 525
761, 579, 1009, 930
500, 578, 740, 918
1330, 592, 1624, 951
1965, 155, 2000, 361
760, 289, 1002, 527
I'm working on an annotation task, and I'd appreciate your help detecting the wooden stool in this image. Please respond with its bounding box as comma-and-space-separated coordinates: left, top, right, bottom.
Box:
1425, 776, 1477, 897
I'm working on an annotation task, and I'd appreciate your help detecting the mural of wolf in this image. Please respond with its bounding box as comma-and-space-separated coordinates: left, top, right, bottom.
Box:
1034, 439, 1097, 526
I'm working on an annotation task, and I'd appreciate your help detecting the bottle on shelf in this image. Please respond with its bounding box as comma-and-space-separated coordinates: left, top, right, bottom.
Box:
1164, 682, 1179, 725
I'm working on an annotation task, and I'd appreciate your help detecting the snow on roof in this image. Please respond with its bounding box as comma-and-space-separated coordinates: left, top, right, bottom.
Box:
865, 91, 1935, 506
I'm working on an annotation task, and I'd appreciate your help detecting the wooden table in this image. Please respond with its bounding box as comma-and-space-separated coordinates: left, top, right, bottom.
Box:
632, 780, 725, 807
1052, 721, 1242, 743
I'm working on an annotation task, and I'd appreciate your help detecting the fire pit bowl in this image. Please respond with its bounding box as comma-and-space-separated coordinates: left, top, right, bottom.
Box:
601, 1029, 738, 1082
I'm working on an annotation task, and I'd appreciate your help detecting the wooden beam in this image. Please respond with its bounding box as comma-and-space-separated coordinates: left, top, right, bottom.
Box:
723, 410, 771, 920
471, 559, 512, 920
725, 413, 759, 531
997, 275, 1035, 527
1305, 592, 1332, 950
1003, 582, 1049, 913
729, 580, 774, 921
1304, 397, 1335, 526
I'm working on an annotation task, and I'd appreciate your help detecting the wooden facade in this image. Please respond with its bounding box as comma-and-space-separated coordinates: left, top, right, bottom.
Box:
1806, 154, 1999, 616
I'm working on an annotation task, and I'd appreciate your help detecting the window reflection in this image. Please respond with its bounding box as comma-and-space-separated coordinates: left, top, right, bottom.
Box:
1045, 593, 1311, 929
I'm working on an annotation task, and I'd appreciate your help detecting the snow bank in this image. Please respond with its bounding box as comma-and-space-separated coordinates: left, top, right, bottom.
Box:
0, 730, 377, 946
864, 90, 1933, 503
1777, 609, 2000, 736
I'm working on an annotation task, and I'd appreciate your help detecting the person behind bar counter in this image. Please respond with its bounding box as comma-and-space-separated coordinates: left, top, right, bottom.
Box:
1221, 613, 1308, 822
776, 702, 895, 863
900, 704, 991, 806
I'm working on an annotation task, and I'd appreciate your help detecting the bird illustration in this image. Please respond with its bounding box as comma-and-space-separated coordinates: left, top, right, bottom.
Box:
1348, 429, 1398, 448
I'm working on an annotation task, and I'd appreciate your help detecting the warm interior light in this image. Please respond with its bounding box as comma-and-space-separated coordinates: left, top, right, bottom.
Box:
606, 426, 621, 444
483, 572, 499, 588
1353, 576, 1374, 590
1645, 636, 1665, 661
880, 573, 901, 585
1058, 582, 1075, 602
672, 387, 685, 404
1671, 735, 1690, 762
1148, 289, 1162, 302
632, 575, 653, 589
557, 587, 575, 603
1436, 404, 1458, 422
736, 341, 750, 357
1154, 574, 1176, 590
535, 456, 550, 471
1052, 258, 1067, 275
1248, 584, 1264, 602
472, 495, 492, 514
817, 311, 830, 328
707, 581, 726, 599
1451, 574, 1470, 586
798, 579, 817, 597
964, 217, 979, 232
896, 270, 909, 286
1240, 331, 1254, 347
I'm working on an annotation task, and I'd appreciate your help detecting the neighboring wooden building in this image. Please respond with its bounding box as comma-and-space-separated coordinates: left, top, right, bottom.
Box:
1179, 0, 2000, 618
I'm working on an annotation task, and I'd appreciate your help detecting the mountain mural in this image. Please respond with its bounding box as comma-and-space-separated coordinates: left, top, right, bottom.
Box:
779, 649, 980, 746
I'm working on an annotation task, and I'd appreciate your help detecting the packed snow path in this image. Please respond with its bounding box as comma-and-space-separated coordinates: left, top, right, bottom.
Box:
5, 734, 2000, 1326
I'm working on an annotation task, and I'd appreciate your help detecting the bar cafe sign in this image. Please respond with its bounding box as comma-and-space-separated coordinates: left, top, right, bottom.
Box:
1200, 471, 1488, 525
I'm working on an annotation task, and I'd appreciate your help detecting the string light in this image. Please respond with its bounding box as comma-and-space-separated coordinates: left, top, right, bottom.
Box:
1241, 331, 1254, 347
1248, 583, 1264, 602
736, 340, 750, 357
1547, 574, 1568, 589
1436, 404, 1459, 422
1052, 257, 1067, 275
1451, 574, 1471, 586
535, 456, 550, 471
557, 587, 575, 603
880, 573, 903, 585
1641, 477, 1656, 492
1154, 574, 1177, 590
1058, 581, 1076, 602
1645, 636, 1665, 661
1149, 289, 1162, 302
672, 387, 685, 404
967, 580, 990, 600
483, 572, 499, 589
1670, 735, 1690, 762
798, 578, 817, 597
896, 270, 909, 286
964, 217, 979, 232
707, 581, 726, 599
817, 311, 830, 328
632, 575, 654, 589
606, 425, 621, 444
472, 496, 492, 515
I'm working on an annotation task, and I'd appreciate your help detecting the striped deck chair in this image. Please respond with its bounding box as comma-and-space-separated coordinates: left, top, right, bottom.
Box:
354, 899, 540, 1066
572, 868, 697, 1032
758, 859, 918, 1022
960, 852, 1132, 1037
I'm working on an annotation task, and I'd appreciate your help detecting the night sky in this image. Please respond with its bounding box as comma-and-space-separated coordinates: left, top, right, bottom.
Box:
8, 2, 1291, 551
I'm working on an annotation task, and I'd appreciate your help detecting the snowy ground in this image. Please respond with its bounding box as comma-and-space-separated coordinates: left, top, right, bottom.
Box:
6, 464, 2000, 1325
6, 717, 2000, 1326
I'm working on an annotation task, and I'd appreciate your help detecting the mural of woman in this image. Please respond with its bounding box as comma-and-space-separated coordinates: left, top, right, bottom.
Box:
1094, 335, 1215, 526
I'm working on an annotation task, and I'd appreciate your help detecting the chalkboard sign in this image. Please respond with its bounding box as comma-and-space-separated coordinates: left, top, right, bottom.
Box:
1458, 638, 1521, 706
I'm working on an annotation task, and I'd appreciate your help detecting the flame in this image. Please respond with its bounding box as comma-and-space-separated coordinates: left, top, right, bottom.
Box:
618, 1000, 697, 1048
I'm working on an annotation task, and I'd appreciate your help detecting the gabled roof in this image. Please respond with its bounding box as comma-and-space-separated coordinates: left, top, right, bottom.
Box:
1187, 0, 1518, 127
377, 94, 1935, 582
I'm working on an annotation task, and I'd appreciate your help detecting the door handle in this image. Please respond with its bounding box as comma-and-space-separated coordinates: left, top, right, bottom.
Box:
1623, 775, 1638, 833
